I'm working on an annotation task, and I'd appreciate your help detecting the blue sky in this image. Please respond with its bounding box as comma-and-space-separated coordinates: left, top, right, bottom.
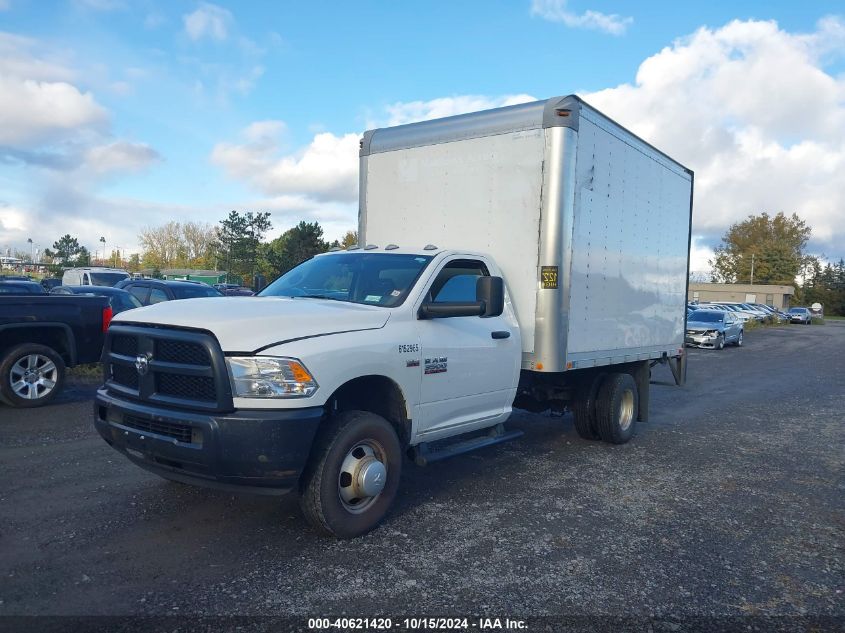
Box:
1, 0, 843, 271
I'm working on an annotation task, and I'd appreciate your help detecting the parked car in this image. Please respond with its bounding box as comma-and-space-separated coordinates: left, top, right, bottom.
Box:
51, 285, 142, 315
0, 280, 45, 295
62, 267, 130, 287
750, 303, 787, 323
114, 278, 223, 305
221, 286, 255, 296
0, 294, 112, 407
788, 307, 812, 324
699, 303, 750, 323
685, 309, 744, 349
40, 277, 63, 291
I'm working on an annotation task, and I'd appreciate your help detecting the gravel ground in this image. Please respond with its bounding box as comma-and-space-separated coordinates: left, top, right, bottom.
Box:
0, 323, 842, 630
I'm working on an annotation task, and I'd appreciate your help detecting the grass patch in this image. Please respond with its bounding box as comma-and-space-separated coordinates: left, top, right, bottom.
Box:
68, 363, 103, 380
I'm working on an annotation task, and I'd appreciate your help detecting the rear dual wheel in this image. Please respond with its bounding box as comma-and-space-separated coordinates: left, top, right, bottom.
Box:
572, 373, 638, 445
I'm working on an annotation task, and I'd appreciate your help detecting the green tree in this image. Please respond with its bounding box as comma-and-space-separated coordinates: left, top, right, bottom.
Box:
263, 221, 328, 277
216, 211, 273, 283
710, 212, 810, 284
43, 234, 88, 272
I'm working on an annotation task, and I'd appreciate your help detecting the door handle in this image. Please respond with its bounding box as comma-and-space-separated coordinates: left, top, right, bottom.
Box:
491, 330, 510, 339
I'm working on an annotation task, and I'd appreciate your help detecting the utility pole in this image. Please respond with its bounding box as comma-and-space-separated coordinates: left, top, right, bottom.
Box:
750, 253, 755, 285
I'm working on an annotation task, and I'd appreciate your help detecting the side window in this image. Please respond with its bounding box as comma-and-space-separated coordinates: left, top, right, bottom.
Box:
429, 259, 488, 303
149, 288, 169, 304
82, 273, 90, 286
127, 285, 149, 304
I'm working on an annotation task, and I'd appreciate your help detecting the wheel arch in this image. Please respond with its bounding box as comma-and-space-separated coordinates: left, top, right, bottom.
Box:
323, 374, 412, 447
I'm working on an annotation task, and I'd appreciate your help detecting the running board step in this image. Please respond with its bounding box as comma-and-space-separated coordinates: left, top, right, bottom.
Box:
411, 423, 524, 466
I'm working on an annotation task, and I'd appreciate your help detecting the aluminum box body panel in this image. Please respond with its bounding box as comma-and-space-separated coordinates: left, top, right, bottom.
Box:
565, 111, 691, 362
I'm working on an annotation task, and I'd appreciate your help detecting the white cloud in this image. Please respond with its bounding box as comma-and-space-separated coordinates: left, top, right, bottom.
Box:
0, 75, 107, 145
582, 17, 845, 262
531, 0, 633, 35
83, 141, 161, 175
212, 128, 360, 203
184, 3, 232, 42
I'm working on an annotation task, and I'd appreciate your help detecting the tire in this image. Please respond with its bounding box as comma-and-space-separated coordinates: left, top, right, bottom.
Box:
735, 330, 743, 347
0, 343, 66, 408
595, 373, 638, 445
715, 334, 725, 350
299, 410, 402, 538
571, 374, 605, 441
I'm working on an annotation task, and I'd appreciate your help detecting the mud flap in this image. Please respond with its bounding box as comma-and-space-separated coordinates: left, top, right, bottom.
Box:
633, 361, 650, 422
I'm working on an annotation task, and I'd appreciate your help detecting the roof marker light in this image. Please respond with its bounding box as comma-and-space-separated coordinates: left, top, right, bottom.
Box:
385, 244, 399, 250
346, 244, 360, 250
364, 244, 378, 250
423, 244, 438, 251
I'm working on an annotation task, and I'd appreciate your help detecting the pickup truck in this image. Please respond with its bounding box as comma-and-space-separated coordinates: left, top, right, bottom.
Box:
0, 295, 113, 407
94, 95, 692, 537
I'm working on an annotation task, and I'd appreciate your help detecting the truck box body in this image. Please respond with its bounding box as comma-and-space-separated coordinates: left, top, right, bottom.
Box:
360, 95, 693, 373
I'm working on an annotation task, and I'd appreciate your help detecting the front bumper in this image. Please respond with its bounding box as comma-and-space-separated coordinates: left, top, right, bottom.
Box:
94, 388, 323, 495
685, 332, 720, 348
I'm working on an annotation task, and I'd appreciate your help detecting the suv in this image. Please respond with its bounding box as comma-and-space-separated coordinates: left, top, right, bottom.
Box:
62, 267, 130, 287
115, 278, 223, 305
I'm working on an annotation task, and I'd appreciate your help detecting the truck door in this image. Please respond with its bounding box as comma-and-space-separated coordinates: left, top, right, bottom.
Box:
415, 257, 519, 439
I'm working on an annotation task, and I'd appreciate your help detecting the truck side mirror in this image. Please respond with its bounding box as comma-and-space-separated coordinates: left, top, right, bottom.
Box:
477, 276, 504, 318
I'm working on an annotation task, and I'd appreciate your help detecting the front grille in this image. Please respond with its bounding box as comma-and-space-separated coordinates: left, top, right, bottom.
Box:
111, 363, 139, 389
111, 335, 138, 357
157, 374, 216, 402
156, 340, 210, 366
104, 324, 230, 412
121, 414, 194, 444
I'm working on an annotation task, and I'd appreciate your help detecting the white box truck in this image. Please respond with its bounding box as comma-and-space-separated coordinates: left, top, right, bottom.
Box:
95, 95, 693, 538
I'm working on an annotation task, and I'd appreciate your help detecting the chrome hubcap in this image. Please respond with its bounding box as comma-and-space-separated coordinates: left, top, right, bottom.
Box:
618, 389, 635, 431
10, 354, 57, 400
338, 440, 388, 514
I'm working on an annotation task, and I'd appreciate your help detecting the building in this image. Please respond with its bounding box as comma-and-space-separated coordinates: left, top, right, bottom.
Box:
137, 269, 230, 285
688, 283, 794, 309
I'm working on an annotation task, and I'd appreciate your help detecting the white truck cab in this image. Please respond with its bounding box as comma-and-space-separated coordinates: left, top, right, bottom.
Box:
95, 95, 693, 537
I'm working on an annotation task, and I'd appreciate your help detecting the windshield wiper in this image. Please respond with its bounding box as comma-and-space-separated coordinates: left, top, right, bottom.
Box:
297, 294, 346, 302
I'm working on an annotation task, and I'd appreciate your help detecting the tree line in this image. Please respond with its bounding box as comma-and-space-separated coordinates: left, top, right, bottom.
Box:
138, 211, 356, 284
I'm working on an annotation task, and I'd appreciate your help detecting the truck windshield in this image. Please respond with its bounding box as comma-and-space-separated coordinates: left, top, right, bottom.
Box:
89, 272, 129, 287
260, 253, 433, 307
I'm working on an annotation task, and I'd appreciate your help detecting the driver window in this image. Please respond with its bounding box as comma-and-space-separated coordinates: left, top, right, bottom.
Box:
429, 259, 488, 303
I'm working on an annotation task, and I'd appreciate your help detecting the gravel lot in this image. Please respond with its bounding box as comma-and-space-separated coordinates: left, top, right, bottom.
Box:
1, 323, 842, 629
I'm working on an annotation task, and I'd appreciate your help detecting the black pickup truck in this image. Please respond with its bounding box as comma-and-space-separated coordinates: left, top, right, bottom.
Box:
0, 295, 112, 407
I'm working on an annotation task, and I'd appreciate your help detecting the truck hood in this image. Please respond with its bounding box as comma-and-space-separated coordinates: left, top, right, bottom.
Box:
114, 297, 390, 353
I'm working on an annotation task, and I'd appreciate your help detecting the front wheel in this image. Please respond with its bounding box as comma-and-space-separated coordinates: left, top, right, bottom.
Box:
716, 334, 725, 350
0, 344, 66, 408
595, 373, 638, 445
299, 410, 402, 538
735, 331, 743, 347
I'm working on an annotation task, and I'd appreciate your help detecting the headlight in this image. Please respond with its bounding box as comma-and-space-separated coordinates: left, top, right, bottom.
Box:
226, 356, 318, 398
706, 330, 718, 336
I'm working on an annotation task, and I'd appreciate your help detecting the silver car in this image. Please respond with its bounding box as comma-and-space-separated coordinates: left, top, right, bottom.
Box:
788, 307, 812, 324
685, 309, 744, 349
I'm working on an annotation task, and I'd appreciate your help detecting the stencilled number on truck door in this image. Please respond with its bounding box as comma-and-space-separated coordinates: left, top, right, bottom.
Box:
541, 266, 559, 289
